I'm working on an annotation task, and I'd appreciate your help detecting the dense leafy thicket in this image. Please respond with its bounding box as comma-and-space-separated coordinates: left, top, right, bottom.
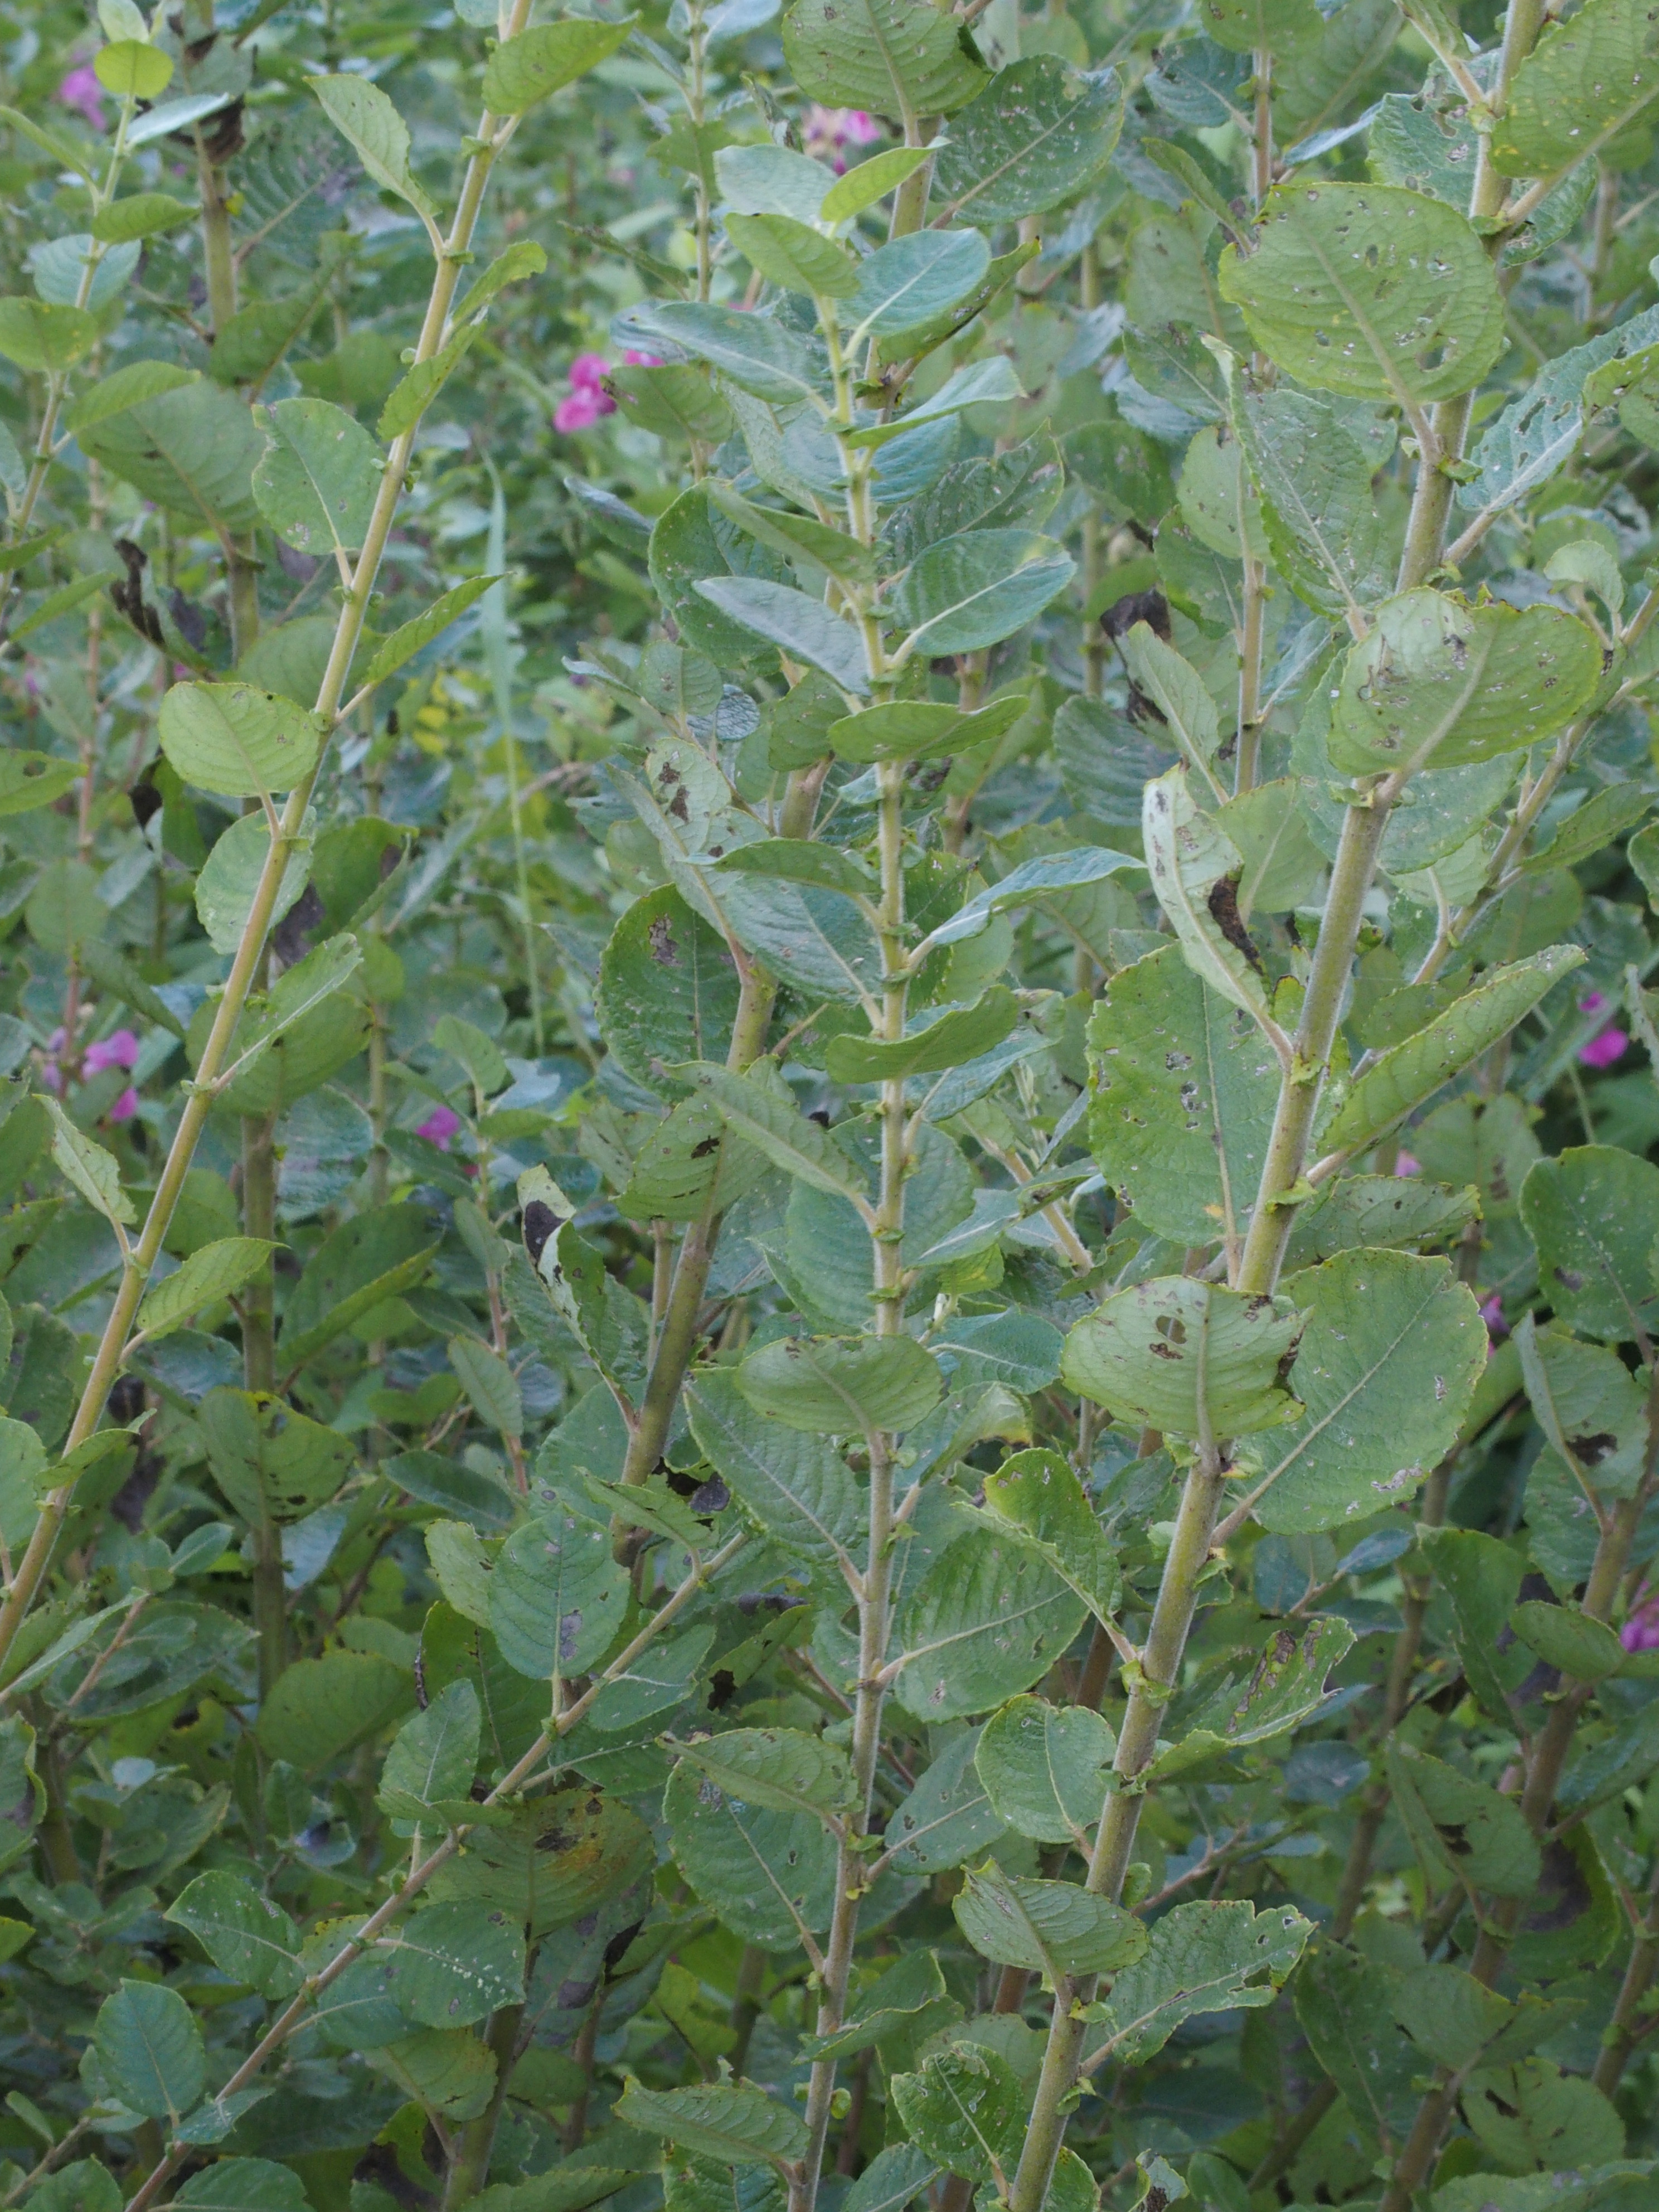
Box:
2, 0, 1659, 2209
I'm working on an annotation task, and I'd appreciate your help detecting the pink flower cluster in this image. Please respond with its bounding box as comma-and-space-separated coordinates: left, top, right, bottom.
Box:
1576, 989, 1628, 1070
1623, 1587, 1659, 1653
416, 1104, 461, 1151
44, 1026, 140, 1123
554, 351, 661, 434
802, 104, 881, 172
57, 64, 106, 131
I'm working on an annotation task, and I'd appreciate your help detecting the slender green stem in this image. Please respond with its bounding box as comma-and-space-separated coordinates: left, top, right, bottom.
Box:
1592, 1858, 1659, 2095
444, 2003, 524, 2208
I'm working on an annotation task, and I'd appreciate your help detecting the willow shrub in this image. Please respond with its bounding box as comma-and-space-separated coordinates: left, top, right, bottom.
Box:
4, 0, 1659, 2209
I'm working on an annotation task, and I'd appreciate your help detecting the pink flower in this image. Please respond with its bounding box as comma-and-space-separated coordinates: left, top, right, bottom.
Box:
1479, 1293, 1508, 1339
554, 389, 604, 433
624, 350, 663, 367
1394, 1152, 1421, 1177
1623, 1588, 1659, 1652
1580, 990, 1607, 1015
108, 1088, 138, 1123
416, 1105, 462, 1151
85, 1029, 139, 1075
1579, 1026, 1629, 1070
57, 63, 106, 130
570, 352, 612, 390
803, 104, 882, 171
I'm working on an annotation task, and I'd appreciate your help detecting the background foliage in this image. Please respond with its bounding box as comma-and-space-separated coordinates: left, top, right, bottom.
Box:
0, 1, 1657, 2211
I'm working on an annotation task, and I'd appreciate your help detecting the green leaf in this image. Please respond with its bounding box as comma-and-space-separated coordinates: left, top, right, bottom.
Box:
953, 1865, 1146, 1978
885, 1731, 1004, 1873
798, 1951, 947, 2061
1088, 943, 1280, 1248
426, 1784, 653, 1938
158, 682, 324, 799
981, 1447, 1119, 1628
891, 529, 1074, 657
448, 1336, 522, 1442
93, 1981, 205, 2122
1117, 622, 1223, 787
172, 2163, 311, 2212
821, 145, 931, 222
257, 1648, 410, 1768
90, 192, 196, 244
710, 837, 874, 900
608, 361, 734, 444
1492, 0, 1659, 178
623, 301, 823, 409
1388, 1742, 1541, 1896
695, 576, 869, 691
685, 1367, 864, 1578
308, 74, 436, 221
379, 1679, 481, 1834
1061, 1276, 1302, 1440
707, 488, 875, 584
1330, 590, 1602, 774
1204, 0, 1322, 47
735, 1333, 942, 1435
1236, 387, 1390, 622
1219, 182, 1504, 406
781, 0, 988, 119
1325, 946, 1585, 1157
368, 2027, 497, 2119
1463, 2060, 1624, 2177
0, 754, 80, 819
672, 1727, 853, 1822
279, 1202, 440, 1368
926, 847, 1144, 952
1152, 1616, 1355, 1778
1520, 1143, 1659, 1342
895, 1527, 1085, 1720
94, 40, 173, 97
491, 1510, 629, 1679
1514, 1316, 1648, 1500
888, 2044, 1025, 2185
678, 1063, 872, 1204
1512, 1598, 1627, 1683
617, 1094, 765, 1224
841, 354, 1026, 449
381, 1900, 525, 2026
253, 397, 384, 557
1419, 1526, 1529, 1724
165, 1871, 303, 1999
976, 1695, 1116, 1844
664, 1749, 836, 1950
1083, 1900, 1313, 2065
1294, 1943, 1418, 2143
195, 809, 313, 958
41, 1097, 133, 1229
138, 1239, 274, 1342
933, 57, 1123, 222
1235, 1250, 1485, 1534
725, 213, 858, 298
618, 2083, 808, 2170
1143, 767, 1283, 1041
362, 575, 498, 690
482, 17, 635, 113
197, 1387, 354, 1525
596, 887, 743, 1099
74, 379, 263, 533
826, 692, 1027, 766
824, 989, 1018, 1085
0, 299, 98, 373
717, 143, 836, 222
849, 231, 989, 341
